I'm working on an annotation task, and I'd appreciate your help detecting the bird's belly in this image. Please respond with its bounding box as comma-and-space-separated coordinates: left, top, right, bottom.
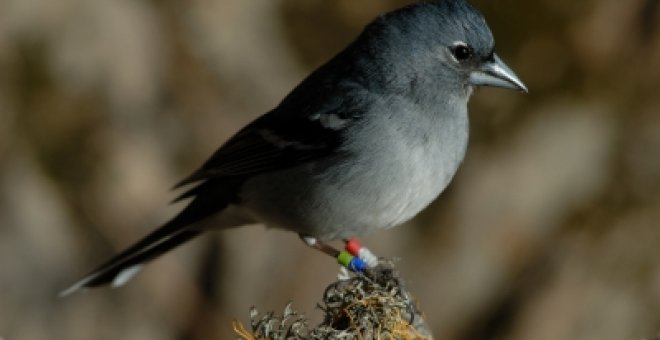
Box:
340, 140, 461, 231
240, 136, 465, 240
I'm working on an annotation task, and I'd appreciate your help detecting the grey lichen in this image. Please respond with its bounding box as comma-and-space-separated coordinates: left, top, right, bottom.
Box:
233, 262, 432, 340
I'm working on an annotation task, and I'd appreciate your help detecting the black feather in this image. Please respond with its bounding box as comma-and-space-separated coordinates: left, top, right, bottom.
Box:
60, 181, 238, 294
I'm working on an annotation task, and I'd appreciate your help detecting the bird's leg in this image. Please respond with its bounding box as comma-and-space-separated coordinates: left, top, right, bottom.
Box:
299, 234, 368, 272
299, 234, 340, 257
343, 238, 379, 268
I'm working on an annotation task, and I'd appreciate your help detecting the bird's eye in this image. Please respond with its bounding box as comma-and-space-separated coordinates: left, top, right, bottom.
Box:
451, 43, 473, 62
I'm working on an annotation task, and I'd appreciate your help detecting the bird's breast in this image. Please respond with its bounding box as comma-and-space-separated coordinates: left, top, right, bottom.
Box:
336, 107, 469, 231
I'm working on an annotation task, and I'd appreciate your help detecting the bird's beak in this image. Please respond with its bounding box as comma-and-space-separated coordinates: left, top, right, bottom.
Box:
469, 54, 527, 92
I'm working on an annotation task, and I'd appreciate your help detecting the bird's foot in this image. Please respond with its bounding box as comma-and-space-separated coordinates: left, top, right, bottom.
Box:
299, 235, 379, 273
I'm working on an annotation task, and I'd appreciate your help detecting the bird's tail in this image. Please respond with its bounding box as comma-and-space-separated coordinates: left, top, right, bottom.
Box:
59, 193, 227, 297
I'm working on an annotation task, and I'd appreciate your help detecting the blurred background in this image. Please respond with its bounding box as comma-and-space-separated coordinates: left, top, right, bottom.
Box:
1, 0, 660, 339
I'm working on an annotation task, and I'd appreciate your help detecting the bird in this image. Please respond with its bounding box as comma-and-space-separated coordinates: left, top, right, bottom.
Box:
60, 0, 526, 297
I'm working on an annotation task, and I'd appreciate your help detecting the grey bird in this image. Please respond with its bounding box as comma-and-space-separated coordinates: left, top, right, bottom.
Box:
60, 0, 526, 296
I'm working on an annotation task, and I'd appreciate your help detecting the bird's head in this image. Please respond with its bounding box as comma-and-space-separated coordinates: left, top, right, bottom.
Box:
362, 0, 527, 96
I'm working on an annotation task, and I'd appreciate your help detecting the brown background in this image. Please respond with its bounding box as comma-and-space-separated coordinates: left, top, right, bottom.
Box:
1, 0, 660, 339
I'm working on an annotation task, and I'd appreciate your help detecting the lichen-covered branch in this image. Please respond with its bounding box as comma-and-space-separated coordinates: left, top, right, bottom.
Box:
234, 262, 432, 340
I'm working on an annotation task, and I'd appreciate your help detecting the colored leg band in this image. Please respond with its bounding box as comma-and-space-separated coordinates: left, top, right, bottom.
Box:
337, 251, 367, 272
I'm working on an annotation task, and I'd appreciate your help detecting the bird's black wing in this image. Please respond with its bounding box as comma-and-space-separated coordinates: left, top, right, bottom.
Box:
173, 96, 363, 201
